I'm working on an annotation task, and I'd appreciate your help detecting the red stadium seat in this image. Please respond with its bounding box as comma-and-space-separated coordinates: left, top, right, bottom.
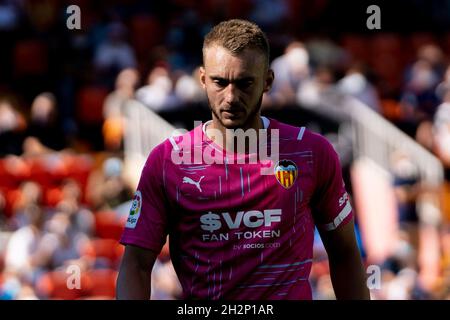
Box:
370, 34, 403, 55
227, 0, 252, 18
369, 34, 405, 94
0, 157, 30, 191
0, 159, 11, 192
340, 34, 370, 63
81, 238, 124, 268
129, 15, 163, 59
28, 156, 70, 185
4, 188, 21, 218
310, 260, 330, 279
76, 86, 109, 125
195, 0, 215, 20
171, 0, 196, 7
66, 155, 94, 204
85, 269, 118, 299
286, 0, 305, 28
443, 32, 450, 57
408, 33, 438, 54
13, 40, 48, 77
44, 186, 64, 207
26, 158, 52, 188
36, 270, 92, 300
94, 210, 126, 241
36, 268, 117, 300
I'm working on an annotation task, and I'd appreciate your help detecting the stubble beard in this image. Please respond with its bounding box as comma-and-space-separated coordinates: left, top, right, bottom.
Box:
206, 94, 264, 131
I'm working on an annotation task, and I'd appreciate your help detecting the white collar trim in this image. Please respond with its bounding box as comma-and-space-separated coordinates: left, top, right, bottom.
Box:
202, 116, 270, 133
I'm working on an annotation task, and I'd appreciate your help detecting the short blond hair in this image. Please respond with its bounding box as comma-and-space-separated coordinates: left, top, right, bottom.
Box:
203, 19, 270, 68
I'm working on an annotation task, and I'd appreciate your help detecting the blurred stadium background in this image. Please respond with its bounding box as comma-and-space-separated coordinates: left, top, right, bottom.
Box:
0, 0, 449, 300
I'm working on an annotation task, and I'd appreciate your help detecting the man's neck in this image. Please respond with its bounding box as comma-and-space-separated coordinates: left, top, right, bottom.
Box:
206, 115, 265, 154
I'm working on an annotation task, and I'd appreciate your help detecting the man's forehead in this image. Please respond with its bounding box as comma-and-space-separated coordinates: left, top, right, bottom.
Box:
203, 45, 266, 72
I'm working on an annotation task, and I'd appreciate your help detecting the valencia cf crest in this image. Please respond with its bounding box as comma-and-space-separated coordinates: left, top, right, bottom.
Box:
274, 160, 298, 189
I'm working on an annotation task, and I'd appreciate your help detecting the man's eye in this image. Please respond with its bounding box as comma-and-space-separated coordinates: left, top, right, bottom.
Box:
237, 80, 253, 89
213, 79, 228, 87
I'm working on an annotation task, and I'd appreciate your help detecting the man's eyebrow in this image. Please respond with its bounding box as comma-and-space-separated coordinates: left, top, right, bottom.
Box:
209, 76, 255, 82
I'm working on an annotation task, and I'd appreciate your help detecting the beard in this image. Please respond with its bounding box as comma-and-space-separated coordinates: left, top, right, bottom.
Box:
206, 94, 264, 130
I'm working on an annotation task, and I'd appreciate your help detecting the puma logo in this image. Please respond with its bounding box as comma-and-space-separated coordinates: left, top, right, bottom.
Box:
182, 176, 205, 192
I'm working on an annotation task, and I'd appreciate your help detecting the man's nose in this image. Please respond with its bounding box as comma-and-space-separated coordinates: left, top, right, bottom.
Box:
224, 83, 239, 104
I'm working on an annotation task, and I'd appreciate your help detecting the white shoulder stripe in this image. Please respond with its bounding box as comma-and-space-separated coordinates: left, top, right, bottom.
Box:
169, 137, 180, 151
297, 126, 306, 140
321, 200, 352, 231
261, 116, 270, 129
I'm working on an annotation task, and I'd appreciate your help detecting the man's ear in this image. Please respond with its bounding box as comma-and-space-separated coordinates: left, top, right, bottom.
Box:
263, 69, 274, 93
199, 66, 207, 89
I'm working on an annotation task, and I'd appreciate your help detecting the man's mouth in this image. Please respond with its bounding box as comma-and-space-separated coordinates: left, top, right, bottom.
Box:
221, 108, 244, 118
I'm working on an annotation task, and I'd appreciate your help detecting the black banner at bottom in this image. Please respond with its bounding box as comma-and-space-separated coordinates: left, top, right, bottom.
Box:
1, 300, 448, 319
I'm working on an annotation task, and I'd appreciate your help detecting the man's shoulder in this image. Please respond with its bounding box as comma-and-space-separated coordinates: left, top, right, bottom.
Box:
146, 125, 200, 158
270, 118, 330, 148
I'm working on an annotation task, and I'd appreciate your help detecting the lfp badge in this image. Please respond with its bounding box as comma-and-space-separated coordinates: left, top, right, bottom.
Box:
126, 190, 142, 229
274, 160, 298, 189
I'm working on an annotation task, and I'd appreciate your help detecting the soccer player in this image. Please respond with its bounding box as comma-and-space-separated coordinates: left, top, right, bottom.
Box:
116, 19, 370, 300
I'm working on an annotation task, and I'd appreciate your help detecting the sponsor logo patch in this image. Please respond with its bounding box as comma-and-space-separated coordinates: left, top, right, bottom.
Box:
126, 190, 142, 228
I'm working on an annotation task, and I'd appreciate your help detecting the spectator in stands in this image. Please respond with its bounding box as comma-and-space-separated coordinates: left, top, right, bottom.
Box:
135, 66, 179, 112
27, 92, 66, 151
55, 178, 95, 236
383, 267, 419, 299
4, 205, 51, 282
0, 97, 26, 156
378, 230, 422, 299
433, 69, 450, 173
55, 179, 82, 214
249, 0, 288, 32
151, 257, 182, 300
174, 67, 205, 105
21, 137, 54, 157
296, 65, 335, 108
305, 36, 350, 72
435, 65, 450, 99
1, 2, 449, 301
264, 41, 310, 108
401, 58, 441, 123
0, 270, 38, 300
337, 63, 381, 113
416, 44, 446, 81
401, 58, 442, 152
0, 0, 19, 32
314, 274, 336, 300
390, 151, 421, 234
86, 157, 133, 212
44, 209, 91, 270
93, 22, 137, 80
103, 68, 139, 119
10, 181, 43, 229
103, 68, 139, 151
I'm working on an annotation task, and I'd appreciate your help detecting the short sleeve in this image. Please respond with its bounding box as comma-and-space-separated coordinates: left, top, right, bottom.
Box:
311, 136, 353, 232
120, 143, 169, 252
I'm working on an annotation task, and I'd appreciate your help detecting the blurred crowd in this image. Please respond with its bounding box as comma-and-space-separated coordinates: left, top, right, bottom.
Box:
0, 0, 450, 300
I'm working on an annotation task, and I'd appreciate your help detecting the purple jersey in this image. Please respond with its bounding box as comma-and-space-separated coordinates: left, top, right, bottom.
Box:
120, 117, 353, 300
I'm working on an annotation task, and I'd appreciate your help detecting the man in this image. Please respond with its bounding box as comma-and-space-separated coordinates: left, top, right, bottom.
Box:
117, 19, 369, 300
